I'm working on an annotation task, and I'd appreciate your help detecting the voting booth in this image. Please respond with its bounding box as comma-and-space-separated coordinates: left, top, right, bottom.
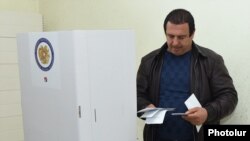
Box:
17, 30, 136, 141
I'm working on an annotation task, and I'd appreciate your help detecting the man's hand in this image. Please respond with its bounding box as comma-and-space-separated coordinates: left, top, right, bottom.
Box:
182, 107, 208, 125
146, 104, 156, 108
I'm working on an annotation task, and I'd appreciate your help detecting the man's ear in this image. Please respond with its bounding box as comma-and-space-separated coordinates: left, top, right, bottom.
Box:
190, 30, 195, 39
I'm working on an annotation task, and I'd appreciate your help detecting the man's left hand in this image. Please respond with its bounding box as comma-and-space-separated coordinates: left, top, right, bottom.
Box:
182, 107, 208, 125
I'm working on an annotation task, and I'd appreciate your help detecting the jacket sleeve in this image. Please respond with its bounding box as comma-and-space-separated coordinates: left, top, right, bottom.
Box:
205, 55, 238, 122
137, 58, 152, 115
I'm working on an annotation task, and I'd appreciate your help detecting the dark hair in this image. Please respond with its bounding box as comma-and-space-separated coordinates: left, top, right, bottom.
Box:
163, 9, 195, 36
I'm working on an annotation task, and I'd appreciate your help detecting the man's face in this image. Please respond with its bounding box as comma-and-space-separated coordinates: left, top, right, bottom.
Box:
165, 22, 194, 56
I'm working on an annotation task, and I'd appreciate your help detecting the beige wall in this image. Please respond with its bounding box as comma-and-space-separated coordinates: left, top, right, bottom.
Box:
0, 1, 40, 141
0, 0, 39, 12
39, 0, 168, 66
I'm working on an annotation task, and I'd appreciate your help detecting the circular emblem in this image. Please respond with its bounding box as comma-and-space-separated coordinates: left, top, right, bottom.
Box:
35, 38, 54, 71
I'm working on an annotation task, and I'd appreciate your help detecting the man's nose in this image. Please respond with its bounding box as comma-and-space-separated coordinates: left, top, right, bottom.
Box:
172, 38, 180, 46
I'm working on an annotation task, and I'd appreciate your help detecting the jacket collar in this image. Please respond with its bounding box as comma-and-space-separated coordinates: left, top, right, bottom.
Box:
192, 42, 207, 58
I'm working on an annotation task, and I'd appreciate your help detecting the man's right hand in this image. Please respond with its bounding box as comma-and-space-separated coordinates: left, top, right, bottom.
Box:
147, 104, 156, 108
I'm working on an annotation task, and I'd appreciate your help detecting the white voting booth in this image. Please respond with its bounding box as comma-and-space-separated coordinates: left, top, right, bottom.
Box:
17, 30, 136, 141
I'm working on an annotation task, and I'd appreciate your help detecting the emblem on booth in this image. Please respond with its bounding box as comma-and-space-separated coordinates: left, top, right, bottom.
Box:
35, 38, 54, 71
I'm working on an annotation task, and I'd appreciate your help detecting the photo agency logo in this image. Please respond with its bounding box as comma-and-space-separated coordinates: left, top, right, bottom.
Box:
204, 125, 250, 140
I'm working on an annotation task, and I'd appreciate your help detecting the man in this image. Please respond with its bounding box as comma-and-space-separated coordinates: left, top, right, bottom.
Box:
137, 8, 238, 141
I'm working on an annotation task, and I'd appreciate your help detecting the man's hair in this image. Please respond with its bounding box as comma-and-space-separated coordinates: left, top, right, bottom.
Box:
163, 9, 195, 36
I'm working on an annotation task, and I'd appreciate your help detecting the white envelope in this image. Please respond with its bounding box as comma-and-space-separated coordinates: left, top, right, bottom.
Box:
184, 93, 202, 132
138, 107, 175, 124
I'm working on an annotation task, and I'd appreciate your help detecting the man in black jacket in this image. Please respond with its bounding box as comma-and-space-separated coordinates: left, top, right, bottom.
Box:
137, 8, 238, 141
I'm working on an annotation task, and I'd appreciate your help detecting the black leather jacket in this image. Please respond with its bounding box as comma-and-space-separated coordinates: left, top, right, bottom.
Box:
137, 42, 238, 141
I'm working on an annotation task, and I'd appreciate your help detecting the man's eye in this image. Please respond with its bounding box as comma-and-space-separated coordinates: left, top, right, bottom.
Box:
168, 35, 174, 39
179, 36, 185, 40
176, 36, 186, 40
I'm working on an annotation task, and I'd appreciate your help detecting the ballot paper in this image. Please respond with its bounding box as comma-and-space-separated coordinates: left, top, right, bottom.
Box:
140, 108, 161, 118
145, 109, 168, 124
138, 94, 203, 130
138, 107, 175, 124
184, 93, 202, 132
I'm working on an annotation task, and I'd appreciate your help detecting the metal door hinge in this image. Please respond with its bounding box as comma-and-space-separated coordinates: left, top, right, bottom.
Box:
78, 106, 82, 118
